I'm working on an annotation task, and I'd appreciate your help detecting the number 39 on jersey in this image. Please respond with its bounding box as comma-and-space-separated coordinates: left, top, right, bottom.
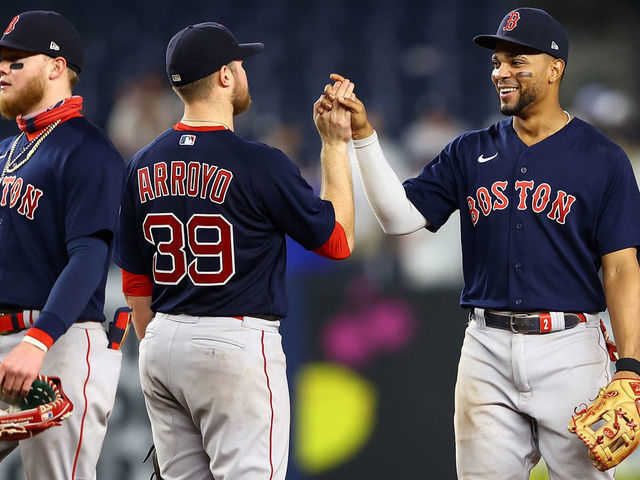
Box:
143, 213, 235, 286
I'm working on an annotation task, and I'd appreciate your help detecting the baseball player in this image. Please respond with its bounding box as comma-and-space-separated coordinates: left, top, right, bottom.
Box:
113, 22, 355, 480
0, 11, 125, 479
318, 7, 640, 479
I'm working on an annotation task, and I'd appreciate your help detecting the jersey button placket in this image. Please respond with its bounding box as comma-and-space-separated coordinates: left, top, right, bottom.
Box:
509, 150, 530, 309
520, 150, 529, 174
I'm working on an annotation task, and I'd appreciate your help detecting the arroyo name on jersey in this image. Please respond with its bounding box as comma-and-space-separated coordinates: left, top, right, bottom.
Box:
137, 160, 232, 204
0, 175, 44, 220
467, 179, 576, 226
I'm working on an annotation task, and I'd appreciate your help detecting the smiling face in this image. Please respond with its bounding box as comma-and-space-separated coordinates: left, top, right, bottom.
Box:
491, 40, 561, 117
0, 48, 48, 119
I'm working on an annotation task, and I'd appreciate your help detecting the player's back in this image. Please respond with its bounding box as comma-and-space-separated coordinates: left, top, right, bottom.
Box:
116, 124, 334, 318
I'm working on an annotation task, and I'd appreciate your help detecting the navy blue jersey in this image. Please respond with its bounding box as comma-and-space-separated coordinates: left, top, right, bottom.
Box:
114, 125, 335, 317
404, 117, 640, 312
0, 117, 125, 321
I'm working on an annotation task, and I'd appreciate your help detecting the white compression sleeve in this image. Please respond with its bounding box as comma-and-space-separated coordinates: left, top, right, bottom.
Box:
353, 131, 428, 235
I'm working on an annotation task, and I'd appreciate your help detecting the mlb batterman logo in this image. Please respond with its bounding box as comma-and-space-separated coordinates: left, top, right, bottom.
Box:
179, 135, 196, 146
503, 11, 520, 31
4, 15, 19, 35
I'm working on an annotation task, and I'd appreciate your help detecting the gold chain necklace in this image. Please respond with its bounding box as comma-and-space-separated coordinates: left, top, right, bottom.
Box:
1, 119, 61, 181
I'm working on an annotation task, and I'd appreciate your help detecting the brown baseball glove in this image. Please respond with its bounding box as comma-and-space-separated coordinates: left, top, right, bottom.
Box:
0, 375, 73, 441
568, 378, 640, 470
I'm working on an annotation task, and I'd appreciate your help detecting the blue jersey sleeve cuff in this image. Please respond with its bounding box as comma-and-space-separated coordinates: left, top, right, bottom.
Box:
31, 311, 68, 344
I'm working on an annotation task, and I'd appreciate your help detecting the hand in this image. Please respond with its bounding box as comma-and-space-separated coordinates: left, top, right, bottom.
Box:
0, 342, 46, 398
315, 73, 374, 140
313, 77, 354, 144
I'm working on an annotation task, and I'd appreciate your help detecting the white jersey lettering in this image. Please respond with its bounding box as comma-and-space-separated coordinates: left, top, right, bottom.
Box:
138, 161, 233, 205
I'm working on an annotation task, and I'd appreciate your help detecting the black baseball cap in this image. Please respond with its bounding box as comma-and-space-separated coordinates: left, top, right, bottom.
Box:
0, 11, 83, 73
166, 22, 264, 86
473, 8, 568, 64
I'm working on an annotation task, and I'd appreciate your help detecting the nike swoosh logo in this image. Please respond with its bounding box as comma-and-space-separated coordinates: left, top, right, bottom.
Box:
0, 153, 6, 160
478, 153, 498, 163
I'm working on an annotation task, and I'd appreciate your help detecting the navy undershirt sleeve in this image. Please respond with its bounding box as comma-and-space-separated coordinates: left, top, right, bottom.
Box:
32, 235, 109, 342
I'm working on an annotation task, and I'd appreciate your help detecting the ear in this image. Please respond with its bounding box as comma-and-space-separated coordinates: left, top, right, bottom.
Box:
218, 64, 233, 88
48, 57, 68, 81
548, 58, 565, 85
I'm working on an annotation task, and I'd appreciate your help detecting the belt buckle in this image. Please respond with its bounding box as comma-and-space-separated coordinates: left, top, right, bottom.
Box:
509, 314, 529, 333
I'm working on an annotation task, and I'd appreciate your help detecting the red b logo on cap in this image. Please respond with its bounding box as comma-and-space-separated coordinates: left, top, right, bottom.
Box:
503, 11, 520, 31
4, 15, 19, 35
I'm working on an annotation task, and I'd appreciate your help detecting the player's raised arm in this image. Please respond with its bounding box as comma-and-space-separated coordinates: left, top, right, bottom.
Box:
317, 73, 429, 235
313, 78, 355, 251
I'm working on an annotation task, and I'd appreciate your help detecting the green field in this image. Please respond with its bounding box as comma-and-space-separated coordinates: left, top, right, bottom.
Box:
529, 460, 637, 479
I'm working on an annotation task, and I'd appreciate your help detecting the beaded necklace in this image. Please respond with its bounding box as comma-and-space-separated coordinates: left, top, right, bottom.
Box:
0, 119, 61, 183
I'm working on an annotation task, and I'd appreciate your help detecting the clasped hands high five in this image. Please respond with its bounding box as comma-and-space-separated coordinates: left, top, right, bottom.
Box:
314, 73, 374, 142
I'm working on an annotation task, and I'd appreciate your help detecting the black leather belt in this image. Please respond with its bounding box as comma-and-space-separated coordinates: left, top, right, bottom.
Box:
479, 310, 587, 334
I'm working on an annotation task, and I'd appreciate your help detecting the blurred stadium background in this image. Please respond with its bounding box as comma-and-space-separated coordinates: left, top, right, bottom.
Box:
1, 0, 640, 478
